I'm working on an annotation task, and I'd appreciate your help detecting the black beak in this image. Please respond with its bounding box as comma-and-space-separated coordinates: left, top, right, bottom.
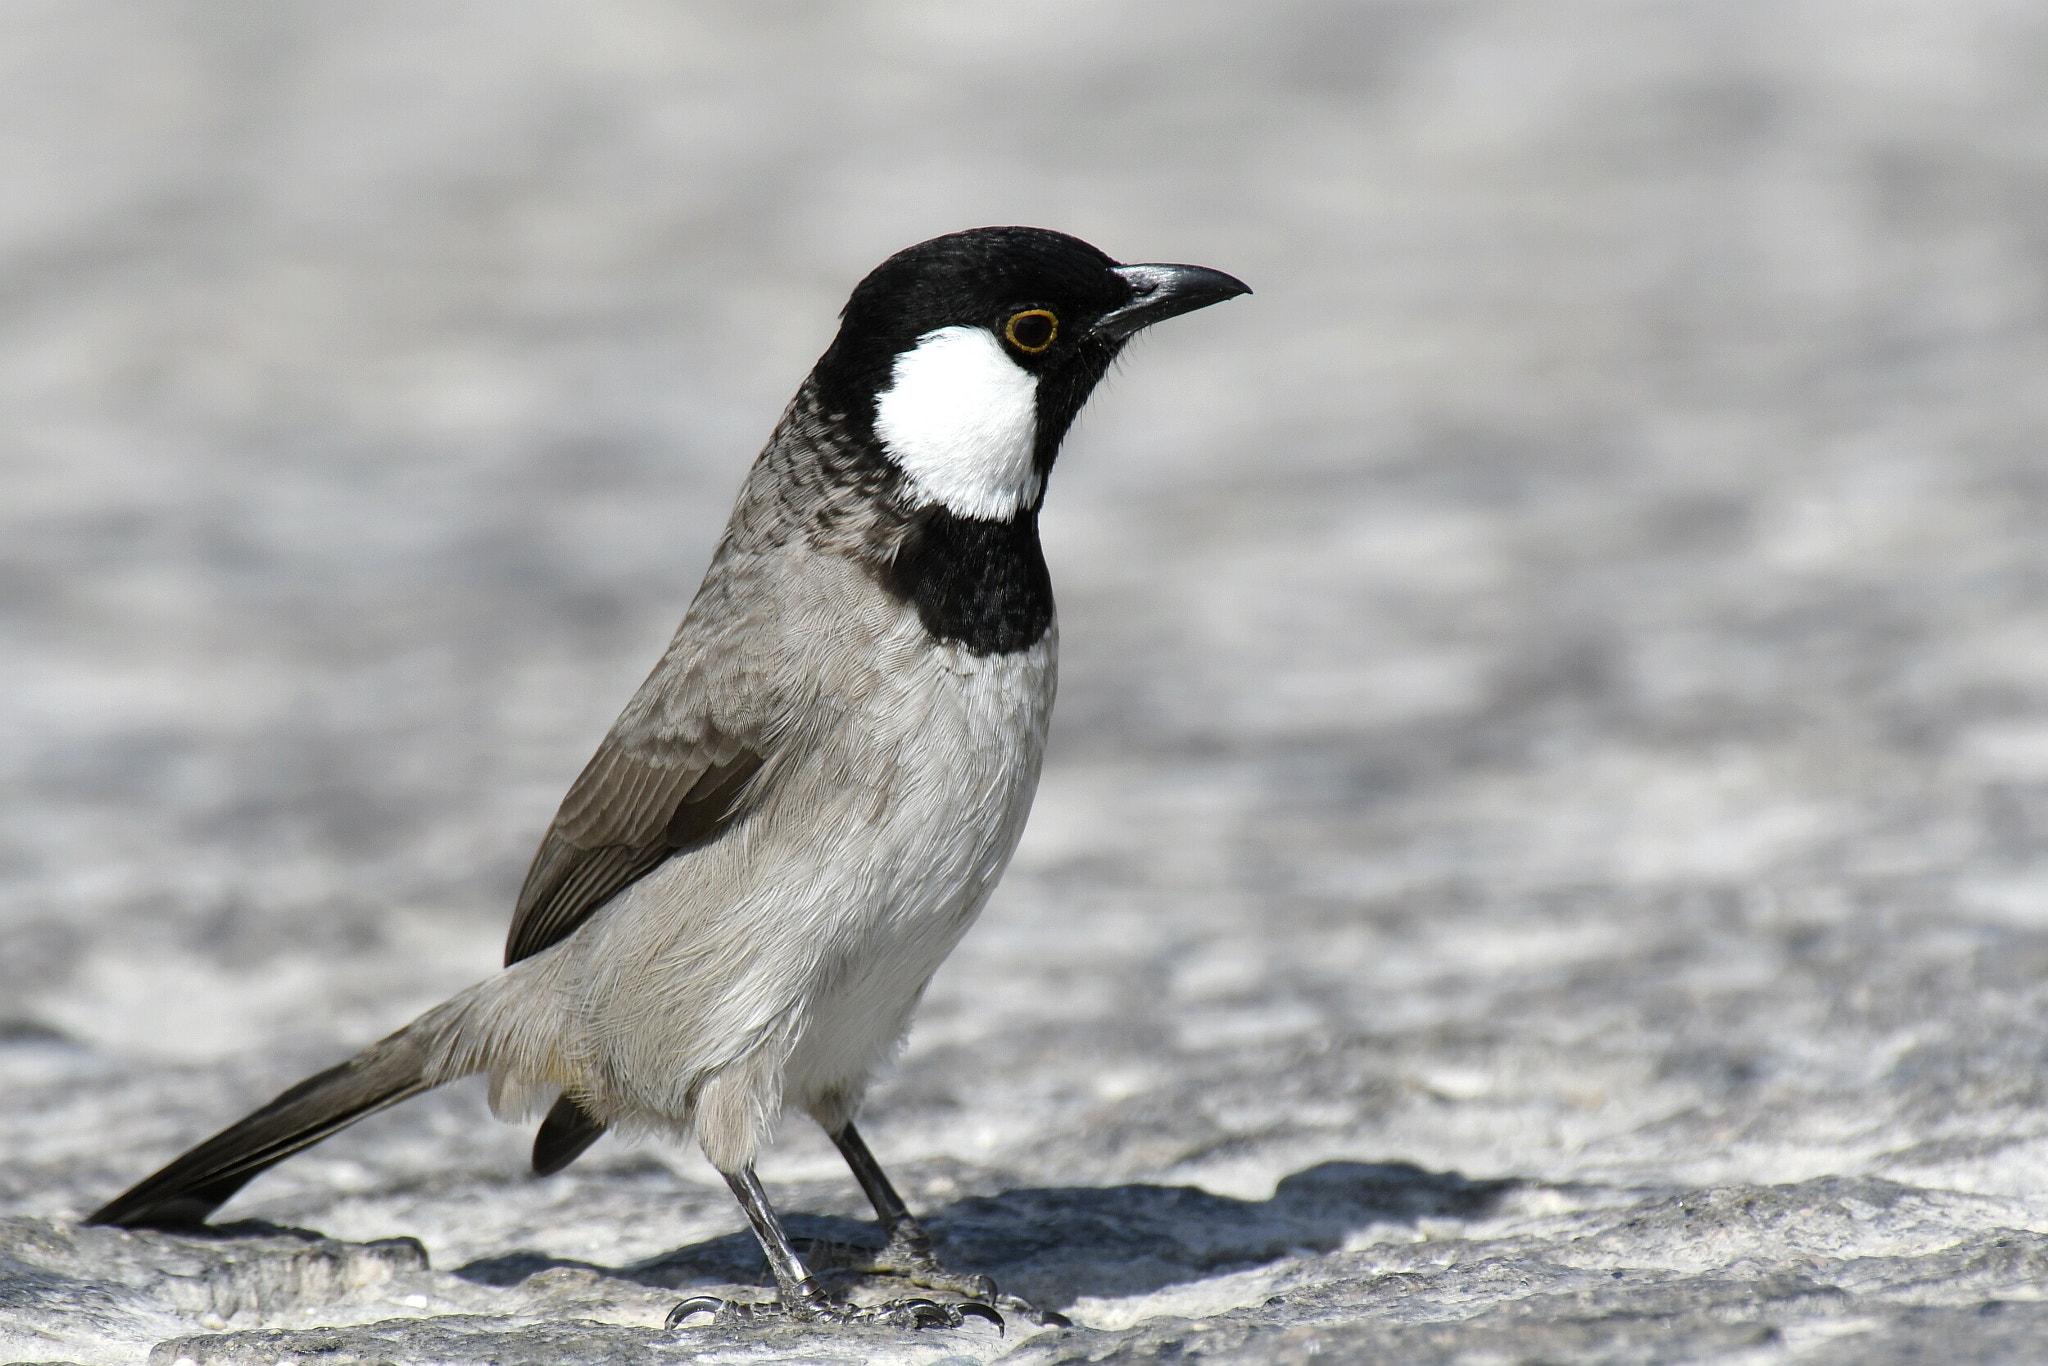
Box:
1091, 263, 1252, 340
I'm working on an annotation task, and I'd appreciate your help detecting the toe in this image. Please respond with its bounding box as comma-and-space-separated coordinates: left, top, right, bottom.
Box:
995, 1292, 1071, 1328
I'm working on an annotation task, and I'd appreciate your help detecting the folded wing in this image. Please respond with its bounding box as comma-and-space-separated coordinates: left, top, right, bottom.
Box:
505, 725, 766, 967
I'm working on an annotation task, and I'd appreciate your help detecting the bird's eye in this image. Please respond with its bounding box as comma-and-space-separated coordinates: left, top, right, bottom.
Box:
1004, 309, 1058, 354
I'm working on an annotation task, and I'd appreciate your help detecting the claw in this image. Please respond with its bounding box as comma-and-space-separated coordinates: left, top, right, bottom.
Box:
1003, 1294, 1069, 1328
877, 1295, 1002, 1332
987, 1289, 1067, 1328
665, 1294, 730, 1328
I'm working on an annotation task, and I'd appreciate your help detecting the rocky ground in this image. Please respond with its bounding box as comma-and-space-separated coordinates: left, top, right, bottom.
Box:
8, 2, 2048, 1362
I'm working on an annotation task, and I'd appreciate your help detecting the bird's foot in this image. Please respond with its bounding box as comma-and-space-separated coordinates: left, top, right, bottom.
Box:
666, 1291, 1003, 1331
817, 1232, 1070, 1328
991, 1290, 1068, 1328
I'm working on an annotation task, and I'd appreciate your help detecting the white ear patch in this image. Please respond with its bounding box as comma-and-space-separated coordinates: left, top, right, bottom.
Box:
874, 325, 1041, 521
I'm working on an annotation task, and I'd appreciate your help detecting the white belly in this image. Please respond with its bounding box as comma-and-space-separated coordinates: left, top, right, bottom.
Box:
778, 631, 1056, 1125
525, 621, 1057, 1166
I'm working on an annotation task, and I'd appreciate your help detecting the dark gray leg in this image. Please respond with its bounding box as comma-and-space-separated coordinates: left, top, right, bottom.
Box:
664, 1163, 1001, 1332
831, 1121, 914, 1231
828, 1121, 1066, 1327
829, 1122, 959, 1281
726, 1167, 829, 1314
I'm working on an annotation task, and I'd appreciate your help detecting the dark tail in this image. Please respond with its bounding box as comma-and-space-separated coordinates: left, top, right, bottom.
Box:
87, 1022, 440, 1230
532, 1094, 608, 1176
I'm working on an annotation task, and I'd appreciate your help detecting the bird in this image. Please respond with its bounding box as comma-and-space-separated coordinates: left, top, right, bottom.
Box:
86, 226, 1248, 1330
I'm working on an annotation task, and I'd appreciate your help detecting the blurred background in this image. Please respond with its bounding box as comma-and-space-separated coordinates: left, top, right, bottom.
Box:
8, 0, 2048, 1354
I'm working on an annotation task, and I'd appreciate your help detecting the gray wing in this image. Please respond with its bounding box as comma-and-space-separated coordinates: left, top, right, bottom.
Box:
504, 428, 832, 967
505, 717, 766, 967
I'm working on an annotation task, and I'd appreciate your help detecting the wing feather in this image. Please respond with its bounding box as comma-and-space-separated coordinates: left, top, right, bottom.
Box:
505, 726, 766, 966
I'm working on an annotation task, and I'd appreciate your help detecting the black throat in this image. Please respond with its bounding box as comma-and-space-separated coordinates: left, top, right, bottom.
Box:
882, 505, 1054, 655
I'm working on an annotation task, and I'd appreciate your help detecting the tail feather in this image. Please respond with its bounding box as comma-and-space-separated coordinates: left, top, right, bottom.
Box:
87, 1023, 440, 1230
531, 1094, 608, 1176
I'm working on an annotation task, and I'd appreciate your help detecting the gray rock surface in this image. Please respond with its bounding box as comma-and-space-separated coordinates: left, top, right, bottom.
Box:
7, 1, 2048, 1361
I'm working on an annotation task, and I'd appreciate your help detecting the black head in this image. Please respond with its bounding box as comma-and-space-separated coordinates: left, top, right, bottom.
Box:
811, 227, 1249, 487
798, 229, 1245, 656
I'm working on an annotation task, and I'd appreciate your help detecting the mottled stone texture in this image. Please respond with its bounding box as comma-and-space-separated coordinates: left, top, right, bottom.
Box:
6, 1, 2048, 1362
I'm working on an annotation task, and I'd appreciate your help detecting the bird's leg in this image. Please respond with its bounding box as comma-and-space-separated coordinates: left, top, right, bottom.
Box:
729, 1166, 830, 1315
665, 1165, 1001, 1332
827, 1121, 1067, 1327
829, 1122, 967, 1289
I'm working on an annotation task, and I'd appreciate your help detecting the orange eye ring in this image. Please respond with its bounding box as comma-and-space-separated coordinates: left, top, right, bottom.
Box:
1005, 309, 1058, 353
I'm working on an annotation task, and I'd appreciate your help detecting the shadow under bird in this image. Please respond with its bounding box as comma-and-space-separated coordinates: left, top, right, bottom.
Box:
88, 226, 1248, 1330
